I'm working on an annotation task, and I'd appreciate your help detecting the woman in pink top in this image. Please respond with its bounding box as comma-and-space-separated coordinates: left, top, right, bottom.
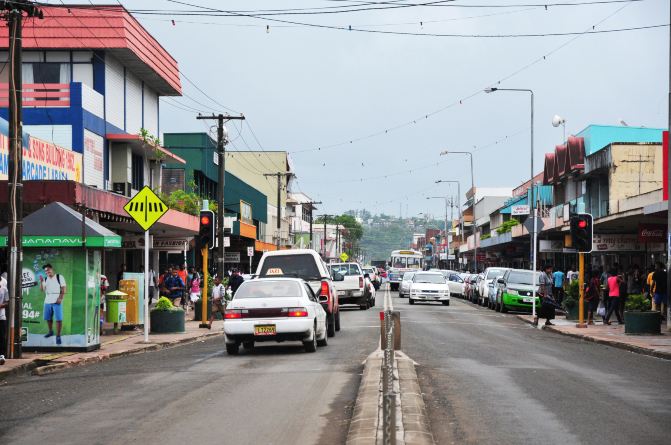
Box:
604, 270, 623, 324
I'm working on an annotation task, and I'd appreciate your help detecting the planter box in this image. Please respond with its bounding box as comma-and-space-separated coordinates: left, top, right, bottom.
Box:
150, 309, 186, 333
564, 301, 588, 321
193, 299, 222, 322
624, 311, 661, 335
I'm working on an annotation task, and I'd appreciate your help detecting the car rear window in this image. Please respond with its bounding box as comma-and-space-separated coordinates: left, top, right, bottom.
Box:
486, 269, 506, 279
234, 280, 302, 299
329, 263, 361, 276
258, 254, 321, 280
402, 272, 415, 280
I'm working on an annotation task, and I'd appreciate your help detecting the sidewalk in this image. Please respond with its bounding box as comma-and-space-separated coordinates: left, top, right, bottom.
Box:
516, 314, 671, 360
0, 319, 225, 379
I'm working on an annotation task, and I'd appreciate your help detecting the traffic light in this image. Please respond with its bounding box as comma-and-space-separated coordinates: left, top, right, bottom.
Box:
570, 213, 593, 253
198, 210, 216, 249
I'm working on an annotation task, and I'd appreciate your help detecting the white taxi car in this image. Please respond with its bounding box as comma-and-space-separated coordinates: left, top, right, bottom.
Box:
408, 271, 450, 306
223, 278, 328, 354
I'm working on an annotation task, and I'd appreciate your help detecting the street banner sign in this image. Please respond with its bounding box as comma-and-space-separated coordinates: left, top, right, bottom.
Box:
123, 186, 168, 231
511, 204, 530, 216
339, 252, 349, 262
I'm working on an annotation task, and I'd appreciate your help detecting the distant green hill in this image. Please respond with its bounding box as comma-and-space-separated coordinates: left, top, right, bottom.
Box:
359, 215, 443, 262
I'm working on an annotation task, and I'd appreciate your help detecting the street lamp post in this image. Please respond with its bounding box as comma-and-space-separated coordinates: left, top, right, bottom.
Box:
439, 152, 477, 272
484, 87, 536, 316
435, 180, 464, 269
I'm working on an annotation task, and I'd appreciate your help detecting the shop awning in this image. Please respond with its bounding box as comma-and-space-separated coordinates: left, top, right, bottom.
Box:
0, 202, 122, 247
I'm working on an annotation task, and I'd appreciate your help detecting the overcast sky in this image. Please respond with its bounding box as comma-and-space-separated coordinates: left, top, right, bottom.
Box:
68, 0, 668, 219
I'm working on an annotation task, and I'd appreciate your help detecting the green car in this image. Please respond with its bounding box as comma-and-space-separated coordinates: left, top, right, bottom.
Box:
495, 269, 541, 313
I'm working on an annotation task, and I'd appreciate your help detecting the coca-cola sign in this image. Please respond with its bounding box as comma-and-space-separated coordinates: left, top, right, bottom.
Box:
638, 224, 666, 242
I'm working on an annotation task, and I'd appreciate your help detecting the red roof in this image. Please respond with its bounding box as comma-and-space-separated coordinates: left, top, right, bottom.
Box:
542, 136, 586, 185
543, 153, 555, 185
0, 5, 181, 95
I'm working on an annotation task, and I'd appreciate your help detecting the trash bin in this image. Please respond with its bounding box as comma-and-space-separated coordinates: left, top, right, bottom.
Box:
106, 299, 127, 323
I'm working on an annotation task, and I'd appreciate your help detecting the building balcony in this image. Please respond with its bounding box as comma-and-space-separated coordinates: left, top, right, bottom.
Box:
0, 83, 71, 108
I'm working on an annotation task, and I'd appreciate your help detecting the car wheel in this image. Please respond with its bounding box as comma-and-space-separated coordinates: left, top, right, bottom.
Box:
242, 341, 254, 350
495, 301, 501, 312
360, 303, 368, 310
226, 343, 239, 355
304, 324, 318, 353
501, 299, 508, 313
442, 301, 450, 306
370, 297, 376, 307
317, 324, 328, 347
327, 312, 336, 337
409, 298, 415, 305
335, 311, 341, 331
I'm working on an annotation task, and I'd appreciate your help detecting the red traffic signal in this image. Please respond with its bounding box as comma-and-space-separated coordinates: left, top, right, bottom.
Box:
569, 213, 593, 253
198, 210, 216, 250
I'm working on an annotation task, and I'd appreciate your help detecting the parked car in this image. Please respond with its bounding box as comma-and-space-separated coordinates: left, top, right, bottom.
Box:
479, 268, 510, 306
495, 269, 541, 313
471, 274, 484, 304
362, 266, 381, 290
328, 262, 368, 310
445, 271, 465, 297
398, 271, 416, 298
487, 278, 501, 309
223, 278, 328, 354
463, 274, 478, 301
256, 249, 340, 337
408, 271, 450, 306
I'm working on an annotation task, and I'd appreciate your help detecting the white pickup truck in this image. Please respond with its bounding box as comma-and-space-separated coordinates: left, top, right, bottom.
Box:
328, 262, 369, 310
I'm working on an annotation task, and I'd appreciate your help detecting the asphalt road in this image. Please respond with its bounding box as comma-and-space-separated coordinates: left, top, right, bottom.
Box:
0, 305, 381, 445
396, 292, 671, 445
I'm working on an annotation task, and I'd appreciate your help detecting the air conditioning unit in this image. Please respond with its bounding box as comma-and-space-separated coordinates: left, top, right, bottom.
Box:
112, 182, 131, 197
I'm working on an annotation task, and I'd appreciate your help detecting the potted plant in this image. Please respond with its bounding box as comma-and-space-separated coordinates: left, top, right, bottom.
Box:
624, 294, 660, 335
562, 280, 585, 320
150, 297, 185, 333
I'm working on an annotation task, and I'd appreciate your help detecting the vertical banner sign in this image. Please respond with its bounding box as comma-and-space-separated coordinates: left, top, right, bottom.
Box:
663, 131, 668, 201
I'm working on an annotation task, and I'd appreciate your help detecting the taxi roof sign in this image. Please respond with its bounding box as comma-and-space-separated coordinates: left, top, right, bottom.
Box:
123, 186, 168, 232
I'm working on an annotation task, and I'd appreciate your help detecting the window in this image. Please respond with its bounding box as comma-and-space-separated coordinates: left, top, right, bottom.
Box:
235, 280, 302, 299
328, 264, 361, 276
131, 154, 144, 191
240, 200, 252, 223
258, 254, 321, 280
414, 273, 445, 284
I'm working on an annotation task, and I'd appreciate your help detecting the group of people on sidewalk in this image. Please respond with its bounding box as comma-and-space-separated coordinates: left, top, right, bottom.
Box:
531, 261, 668, 327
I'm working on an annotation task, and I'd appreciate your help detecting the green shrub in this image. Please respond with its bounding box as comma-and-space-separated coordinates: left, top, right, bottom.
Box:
153, 296, 180, 312
562, 280, 580, 310
625, 294, 651, 312
495, 219, 520, 235
480, 233, 491, 240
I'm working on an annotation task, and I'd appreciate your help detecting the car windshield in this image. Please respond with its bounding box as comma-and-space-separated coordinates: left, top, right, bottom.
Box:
507, 271, 539, 285
259, 254, 321, 280
414, 273, 445, 284
362, 268, 374, 275
402, 272, 415, 280
234, 280, 302, 299
329, 264, 361, 276
486, 269, 506, 280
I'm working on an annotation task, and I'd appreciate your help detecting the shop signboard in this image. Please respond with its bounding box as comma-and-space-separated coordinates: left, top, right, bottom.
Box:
638, 224, 666, 243
21, 249, 100, 349
0, 132, 82, 182
592, 234, 664, 252
511, 204, 530, 216
224, 252, 241, 263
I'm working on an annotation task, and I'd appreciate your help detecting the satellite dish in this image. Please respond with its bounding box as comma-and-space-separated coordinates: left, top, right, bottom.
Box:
552, 115, 565, 127
619, 119, 629, 127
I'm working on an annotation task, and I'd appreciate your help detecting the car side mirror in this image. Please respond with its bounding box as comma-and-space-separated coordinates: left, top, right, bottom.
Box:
497, 278, 505, 284
334, 273, 345, 282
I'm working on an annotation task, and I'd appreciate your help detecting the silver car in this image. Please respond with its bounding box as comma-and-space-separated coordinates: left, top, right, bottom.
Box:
398, 271, 416, 298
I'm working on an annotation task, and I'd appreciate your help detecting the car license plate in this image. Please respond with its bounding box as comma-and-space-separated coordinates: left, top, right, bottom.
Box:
338, 290, 346, 296
254, 325, 276, 336
523, 297, 534, 303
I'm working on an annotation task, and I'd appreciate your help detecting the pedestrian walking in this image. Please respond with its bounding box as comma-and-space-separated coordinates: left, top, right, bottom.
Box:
585, 270, 601, 325
552, 268, 565, 306
163, 269, 185, 307
0, 276, 8, 363
208, 276, 226, 330
604, 269, 624, 325
533, 264, 557, 327
189, 269, 201, 306
651, 262, 667, 319
644, 265, 655, 300
177, 264, 188, 308
228, 268, 245, 296
99, 274, 109, 335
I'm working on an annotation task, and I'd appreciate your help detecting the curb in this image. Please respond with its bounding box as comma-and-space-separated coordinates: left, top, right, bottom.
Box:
346, 350, 381, 445
2, 330, 225, 379
396, 352, 434, 445
515, 315, 671, 361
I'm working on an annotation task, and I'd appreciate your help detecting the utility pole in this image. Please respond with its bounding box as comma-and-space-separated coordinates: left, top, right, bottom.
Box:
4, 1, 42, 360
264, 172, 293, 249
318, 214, 333, 259
305, 201, 322, 250
667, 1, 671, 331
196, 113, 244, 279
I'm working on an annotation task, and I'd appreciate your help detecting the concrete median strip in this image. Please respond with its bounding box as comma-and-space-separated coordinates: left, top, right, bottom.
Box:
346, 349, 434, 445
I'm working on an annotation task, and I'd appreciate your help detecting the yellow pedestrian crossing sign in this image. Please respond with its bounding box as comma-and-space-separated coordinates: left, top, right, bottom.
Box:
123, 186, 168, 232
339, 252, 349, 262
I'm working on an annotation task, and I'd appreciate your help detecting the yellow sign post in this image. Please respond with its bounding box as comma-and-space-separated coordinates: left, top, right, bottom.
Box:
339, 252, 349, 262
123, 186, 169, 342
199, 246, 209, 328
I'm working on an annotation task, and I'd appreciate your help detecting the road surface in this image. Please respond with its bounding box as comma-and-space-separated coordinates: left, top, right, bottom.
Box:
396, 292, 670, 445
0, 306, 380, 445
